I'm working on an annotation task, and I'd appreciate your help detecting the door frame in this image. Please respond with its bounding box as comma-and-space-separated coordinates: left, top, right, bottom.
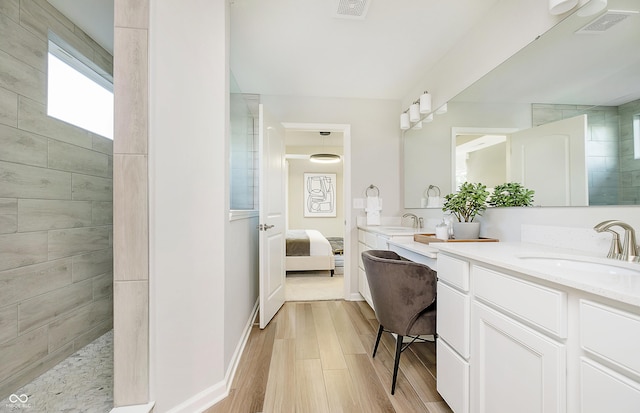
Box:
281, 122, 352, 300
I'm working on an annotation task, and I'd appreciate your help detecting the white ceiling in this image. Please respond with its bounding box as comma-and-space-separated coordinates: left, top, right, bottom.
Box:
230, 0, 500, 100
46, 0, 640, 108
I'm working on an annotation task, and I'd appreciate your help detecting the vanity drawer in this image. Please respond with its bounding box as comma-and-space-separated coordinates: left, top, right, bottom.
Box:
437, 254, 470, 292
580, 357, 640, 413
437, 281, 470, 358
580, 300, 640, 377
364, 231, 378, 249
473, 265, 567, 338
358, 242, 366, 269
437, 338, 470, 413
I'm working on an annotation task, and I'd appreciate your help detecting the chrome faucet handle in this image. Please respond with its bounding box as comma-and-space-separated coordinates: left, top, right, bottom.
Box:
603, 229, 622, 259
594, 220, 639, 262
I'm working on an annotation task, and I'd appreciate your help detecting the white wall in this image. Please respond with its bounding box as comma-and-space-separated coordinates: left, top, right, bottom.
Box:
149, 0, 229, 411
263, 95, 400, 297
402, 0, 589, 110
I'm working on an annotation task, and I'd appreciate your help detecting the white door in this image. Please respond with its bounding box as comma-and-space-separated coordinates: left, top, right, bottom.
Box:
508, 115, 587, 206
258, 104, 286, 329
471, 302, 566, 413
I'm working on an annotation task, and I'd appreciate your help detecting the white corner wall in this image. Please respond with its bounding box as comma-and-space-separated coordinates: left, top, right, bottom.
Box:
148, 0, 228, 411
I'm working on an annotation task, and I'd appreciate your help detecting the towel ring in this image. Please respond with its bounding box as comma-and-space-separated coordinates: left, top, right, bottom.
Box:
366, 184, 380, 197
424, 185, 440, 199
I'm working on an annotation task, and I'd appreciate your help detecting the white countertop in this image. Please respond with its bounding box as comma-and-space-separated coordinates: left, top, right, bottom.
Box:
436, 242, 640, 307
358, 225, 426, 237
386, 238, 439, 259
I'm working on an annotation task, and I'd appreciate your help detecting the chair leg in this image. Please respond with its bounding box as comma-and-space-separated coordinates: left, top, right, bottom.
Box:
372, 324, 384, 358
391, 335, 403, 395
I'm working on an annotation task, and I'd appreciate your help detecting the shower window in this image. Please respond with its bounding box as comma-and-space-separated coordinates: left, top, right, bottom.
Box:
47, 37, 114, 139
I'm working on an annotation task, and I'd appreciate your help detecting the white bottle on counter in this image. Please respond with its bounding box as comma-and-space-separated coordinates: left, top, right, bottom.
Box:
435, 219, 449, 240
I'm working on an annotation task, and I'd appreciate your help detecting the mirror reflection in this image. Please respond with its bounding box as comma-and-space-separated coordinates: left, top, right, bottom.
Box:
404, 0, 640, 208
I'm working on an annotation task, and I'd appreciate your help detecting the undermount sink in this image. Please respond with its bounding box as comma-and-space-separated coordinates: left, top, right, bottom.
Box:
518, 255, 640, 276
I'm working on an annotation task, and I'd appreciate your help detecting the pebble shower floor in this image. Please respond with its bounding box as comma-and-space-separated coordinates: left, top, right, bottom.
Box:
1, 330, 113, 412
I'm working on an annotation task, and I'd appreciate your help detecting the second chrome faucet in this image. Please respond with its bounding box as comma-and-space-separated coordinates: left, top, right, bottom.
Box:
594, 220, 640, 262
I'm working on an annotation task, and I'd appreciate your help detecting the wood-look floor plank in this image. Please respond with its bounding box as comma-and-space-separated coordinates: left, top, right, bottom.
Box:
275, 301, 296, 339
296, 302, 320, 360
323, 368, 359, 413
328, 301, 366, 355
262, 338, 296, 413
311, 302, 347, 370
367, 333, 432, 413
295, 358, 330, 412
204, 321, 276, 413
343, 300, 376, 335
344, 353, 396, 413
208, 299, 453, 413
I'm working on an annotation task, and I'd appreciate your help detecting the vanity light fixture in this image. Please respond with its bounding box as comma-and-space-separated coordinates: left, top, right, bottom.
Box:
413, 121, 423, 130
310, 132, 341, 163
549, 0, 578, 15
409, 101, 421, 122
419, 91, 432, 114
400, 111, 410, 130
424, 113, 434, 123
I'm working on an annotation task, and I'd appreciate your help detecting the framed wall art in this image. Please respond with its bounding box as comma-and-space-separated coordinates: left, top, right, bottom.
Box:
303, 173, 336, 217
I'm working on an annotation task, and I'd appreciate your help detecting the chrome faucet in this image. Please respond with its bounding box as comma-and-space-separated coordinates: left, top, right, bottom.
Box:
594, 220, 639, 262
402, 213, 419, 229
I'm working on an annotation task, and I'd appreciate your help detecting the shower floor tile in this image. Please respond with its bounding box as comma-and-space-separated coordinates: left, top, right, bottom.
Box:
1, 330, 113, 412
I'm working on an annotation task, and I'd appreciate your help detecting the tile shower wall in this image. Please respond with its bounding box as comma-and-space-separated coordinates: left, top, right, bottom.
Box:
0, 0, 113, 400
532, 103, 620, 205
619, 99, 640, 204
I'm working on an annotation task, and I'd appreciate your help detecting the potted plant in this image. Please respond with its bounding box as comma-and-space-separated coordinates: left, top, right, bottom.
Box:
488, 182, 535, 207
442, 182, 489, 239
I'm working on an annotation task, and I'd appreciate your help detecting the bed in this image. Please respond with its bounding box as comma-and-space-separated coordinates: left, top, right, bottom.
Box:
286, 229, 336, 276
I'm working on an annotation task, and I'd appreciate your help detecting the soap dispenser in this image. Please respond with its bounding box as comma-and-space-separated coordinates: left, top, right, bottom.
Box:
435, 219, 449, 240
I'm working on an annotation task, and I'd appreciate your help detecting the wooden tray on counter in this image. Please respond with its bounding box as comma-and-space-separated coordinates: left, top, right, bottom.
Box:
413, 233, 499, 245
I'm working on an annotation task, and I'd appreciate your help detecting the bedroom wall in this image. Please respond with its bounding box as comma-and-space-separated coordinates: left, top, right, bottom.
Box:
287, 155, 344, 238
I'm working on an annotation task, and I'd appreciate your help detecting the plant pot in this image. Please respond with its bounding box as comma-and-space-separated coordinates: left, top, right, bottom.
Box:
453, 222, 481, 240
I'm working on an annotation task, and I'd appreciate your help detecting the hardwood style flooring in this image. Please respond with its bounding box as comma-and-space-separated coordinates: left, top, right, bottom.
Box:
206, 300, 453, 413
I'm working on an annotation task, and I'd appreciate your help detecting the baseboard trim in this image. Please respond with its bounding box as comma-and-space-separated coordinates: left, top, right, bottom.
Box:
109, 401, 155, 413
348, 293, 364, 301
163, 298, 260, 413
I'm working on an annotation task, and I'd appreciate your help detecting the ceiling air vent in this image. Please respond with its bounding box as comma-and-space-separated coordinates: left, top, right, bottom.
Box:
575, 10, 638, 34
334, 0, 370, 19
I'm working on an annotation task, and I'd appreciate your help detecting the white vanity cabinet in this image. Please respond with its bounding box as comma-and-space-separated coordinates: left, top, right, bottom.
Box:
436, 254, 471, 413
436, 247, 640, 413
579, 300, 640, 413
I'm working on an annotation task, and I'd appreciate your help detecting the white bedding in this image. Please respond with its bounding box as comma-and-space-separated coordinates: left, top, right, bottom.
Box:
305, 229, 333, 256
286, 229, 335, 274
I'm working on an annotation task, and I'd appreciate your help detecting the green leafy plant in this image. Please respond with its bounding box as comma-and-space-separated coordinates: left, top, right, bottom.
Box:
488, 182, 535, 207
442, 182, 489, 222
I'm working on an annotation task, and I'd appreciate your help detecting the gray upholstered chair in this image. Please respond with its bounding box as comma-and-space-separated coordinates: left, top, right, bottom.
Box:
361, 249, 437, 395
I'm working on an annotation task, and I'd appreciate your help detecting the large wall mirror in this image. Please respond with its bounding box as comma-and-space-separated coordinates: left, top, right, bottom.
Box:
404, 0, 640, 208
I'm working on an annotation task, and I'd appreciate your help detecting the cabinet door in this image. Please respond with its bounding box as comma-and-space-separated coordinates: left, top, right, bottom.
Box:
438, 339, 470, 413
438, 281, 470, 358
472, 302, 566, 413
580, 358, 640, 413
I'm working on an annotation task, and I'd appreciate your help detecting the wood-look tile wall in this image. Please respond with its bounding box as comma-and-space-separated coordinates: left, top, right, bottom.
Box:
0, 0, 113, 400
113, 0, 150, 407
